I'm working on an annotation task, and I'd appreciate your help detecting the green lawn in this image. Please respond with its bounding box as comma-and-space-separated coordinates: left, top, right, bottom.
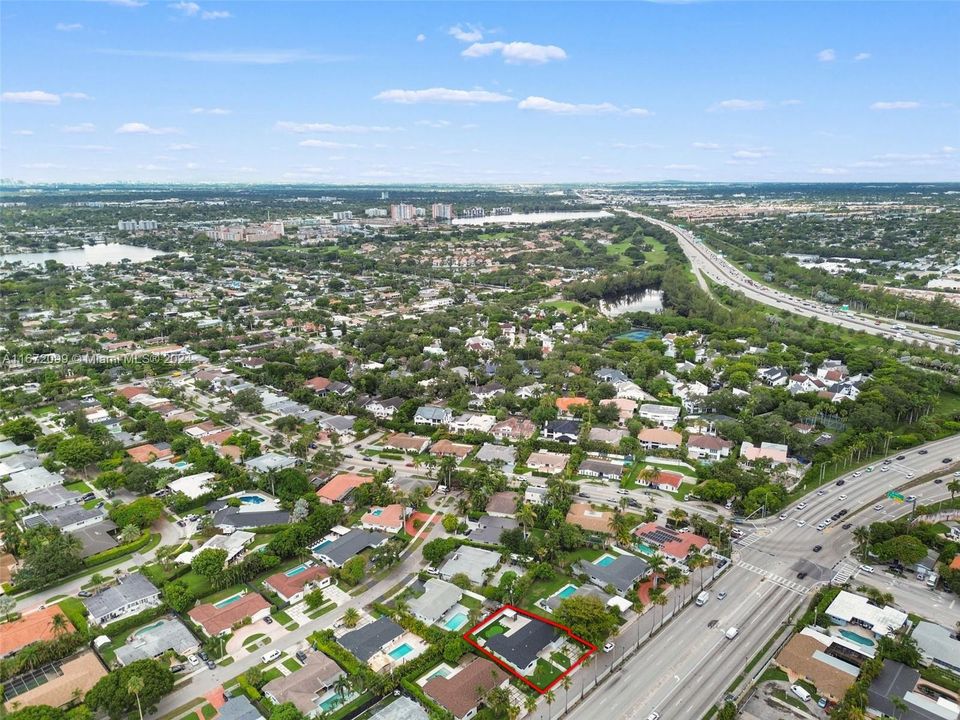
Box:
460, 595, 482, 610
757, 667, 788, 684
243, 633, 266, 647
57, 597, 89, 634
477, 621, 507, 640
541, 300, 587, 314
83, 498, 101, 509
200, 705, 217, 720
551, 651, 571, 669
262, 668, 283, 682
65, 480, 93, 494
6, 497, 25, 512
282, 657, 302, 672
272, 609, 293, 625
178, 571, 213, 597
527, 659, 564, 689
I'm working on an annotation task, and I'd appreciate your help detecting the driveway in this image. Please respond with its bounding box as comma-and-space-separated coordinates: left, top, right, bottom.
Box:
225, 618, 287, 658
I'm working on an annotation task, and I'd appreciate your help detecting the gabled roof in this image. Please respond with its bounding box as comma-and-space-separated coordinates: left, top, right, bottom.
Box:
82, 573, 159, 621
486, 617, 558, 670
339, 616, 404, 661
423, 658, 510, 719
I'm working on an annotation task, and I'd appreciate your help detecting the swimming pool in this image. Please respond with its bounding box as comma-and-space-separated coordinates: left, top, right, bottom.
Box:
616, 329, 654, 342
316, 691, 349, 713
595, 554, 616, 567
239, 495, 265, 504
555, 584, 578, 599
285, 564, 308, 577
214, 593, 244, 609
311, 539, 332, 552
839, 630, 875, 647
426, 667, 450, 681
371, 508, 383, 517
444, 612, 468, 631
133, 620, 165, 638
173, 461, 189, 469
388, 643, 414, 660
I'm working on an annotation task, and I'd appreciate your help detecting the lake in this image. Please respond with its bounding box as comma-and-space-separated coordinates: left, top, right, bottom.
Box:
452, 210, 612, 226
0, 243, 164, 268
600, 290, 665, 317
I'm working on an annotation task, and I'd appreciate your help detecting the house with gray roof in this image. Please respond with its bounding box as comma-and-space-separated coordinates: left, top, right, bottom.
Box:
339, 617, 404, 662
83, 573, 161, 626
408, 579, 462, 625
913, 621, 960, 673
367, 696, 429, 720
3, 466, 64, 496
574, 554, 650, 595
468, 516, 519, 545
414, 406, 453, 427
211, 505, 290, 532
114, 616, 198, 665
475, 444, 516, 467
23, 485, 82, 510
438, 545, 500, 585
866, 660, 955, 720
313, 528, 389, 568
245, 452, 298, 474
485, 617, 562, 675
218, 696, 264, 720
70, 521, 118, 558
263, 653, 344, 716
23, 505, 108, 533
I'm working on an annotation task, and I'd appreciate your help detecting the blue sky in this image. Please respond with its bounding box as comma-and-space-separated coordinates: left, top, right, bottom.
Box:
2, 1, 958, 183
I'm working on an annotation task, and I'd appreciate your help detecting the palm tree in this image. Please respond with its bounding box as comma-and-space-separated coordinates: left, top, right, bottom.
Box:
852, 526, 871, 559
608, 509, 632, 547
545, 690, 556, 720
517, 503, 537, 539
647, 555, 666, 590
334, 675, 352, 701
650, 588, 668, 628
128, 675, 145, 720
394, 598, 409, 617
562, 675, 573, 712
50, 612, 70, 638
664, 566, 683, 611
667, 508, 687, 529
948, 479, 960, 504
637, 466, 661, 488
674, 569, 690, 606
343, 608, 360, 629
524, 694, 538, 717
891, 696, 908, 719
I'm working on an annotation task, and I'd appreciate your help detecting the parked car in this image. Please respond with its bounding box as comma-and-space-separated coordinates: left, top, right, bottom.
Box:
78, 590, 91, 598
198, 650, 209, 661
295, 651, 308, 662
797, 571, 808, 579
206, 660, 216, 670
261, 649, 281, 664
859, 565, 875, 573
842, 523, 852, 530
264, 616, 274, 625
603, 642, 615, 653
812, 545, 823, 552
188, 655, 200, 666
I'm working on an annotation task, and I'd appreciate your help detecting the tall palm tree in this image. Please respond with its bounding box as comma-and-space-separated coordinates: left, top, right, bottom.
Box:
517, 503, 537, 539
343, 607, 360, 628
664, 566, 683, 611
667, 508, 687, 529
50, 612, 70, 638
128, 675, 145, 720
562, 674, 573, 712
852, 526, 871, 559
524, 694, 538, 717
674, 570, 690, 607
608, 510, 632, 547
650, 588, 668, 628
948, 479, 960, 504
647, 555, 666, 590
545, 690, 556, 720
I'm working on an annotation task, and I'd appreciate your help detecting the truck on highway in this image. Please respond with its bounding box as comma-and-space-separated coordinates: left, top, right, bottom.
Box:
725, 627, 739, 640
695, 591, 710, 606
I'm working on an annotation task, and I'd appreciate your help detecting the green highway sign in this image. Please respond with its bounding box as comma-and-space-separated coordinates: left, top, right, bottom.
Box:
887, 491, 905, 502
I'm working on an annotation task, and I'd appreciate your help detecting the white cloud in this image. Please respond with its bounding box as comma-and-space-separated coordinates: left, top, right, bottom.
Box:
99, 48, 349, 64
518, 96, 652, 116
870, 101, 920, 110
62, 122, 96, 133
708, 99, 767, 112
692, 142, 721, 150
415, 120, 452, 128
56, 22, 83, 31
73, 144, 113, 152
298, 140, 360, 148
854, 52, 871, 62
375, 88, 511, 104
13, 130, 35, 136
817, 48, 836, 62
448, 24, 484, 43
732, 148, 772, 159
275, 121, 396, 133
96, 0, 146, 6
813, 167, 849, 175
168, 143, 198, 150
664, 164, 699, 171
190, 107, 231, 115
62, 92, 91, 100
185, 162, 200, 169
943, 146, 958, 154
201, 10, 231, 19
462, 41, 567, 64
2, 90, 61, 105
170, 1, 200, 15
115, 122, 180, 135
416, 33, 426, 42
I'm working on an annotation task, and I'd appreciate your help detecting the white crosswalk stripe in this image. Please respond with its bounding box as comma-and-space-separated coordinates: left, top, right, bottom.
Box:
736, 560, 811, 595
832, 562, 858, 585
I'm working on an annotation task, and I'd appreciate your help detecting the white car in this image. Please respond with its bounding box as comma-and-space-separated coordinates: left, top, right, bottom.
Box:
779, 514, 788, 521
839, 494, 848, 500
852, 471, 862, 478
816, 523, 826, 531
905, 473, 914, 479
796, 520, 807, 527
859, 565, 875, 574
188, 654, 200, 666
874, 504, 884, 511
645, 714, 661, 720
823, 518, 833, 526
880, 467, 890, 473
906, 495, 916, 502
603, 642, 615, 653
797, 502, 807, 510
816, 489, 826, 496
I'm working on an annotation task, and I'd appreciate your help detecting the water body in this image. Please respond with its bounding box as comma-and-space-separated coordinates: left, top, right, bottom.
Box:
0, 243, 163, 268
452, 210, 613, 226
600, 289, 665, 317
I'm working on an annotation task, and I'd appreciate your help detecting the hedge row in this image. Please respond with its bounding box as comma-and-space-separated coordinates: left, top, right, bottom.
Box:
84, 530, 152, 567
100, 604, 170, 639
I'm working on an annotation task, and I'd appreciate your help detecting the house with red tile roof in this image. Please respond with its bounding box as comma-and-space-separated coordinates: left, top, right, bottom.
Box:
383, 433, 431, 454
429, 439, 473, 461
316, 473, 372, 505
634, 522, 711, 565
423, 657, 510, 720
0, 605, 74, 657
555, 396, 590, 416
188, 592, 271, 637
126, 443, 174, 464
263, 564, 330, 604
360, 504, 406, 534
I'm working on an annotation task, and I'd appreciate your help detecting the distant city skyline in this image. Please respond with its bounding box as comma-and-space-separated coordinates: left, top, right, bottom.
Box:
1, 1, 958, 183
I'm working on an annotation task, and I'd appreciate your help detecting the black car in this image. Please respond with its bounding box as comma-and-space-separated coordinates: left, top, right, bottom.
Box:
882, 459, 892, 465
919, 449, 929, 455
836, 479, 845, 486
831, 513, 841, 521
295, 651, 308, 662
896, 455, 905, 460
839, 509, 848, 516
797, 571, 808, 579
264, 616, 274, 624
842, 523, 852, 530
812, 545, 823, 552
944, 457, 954, 464
198, 650, 209, 661
935, 478, 944, 484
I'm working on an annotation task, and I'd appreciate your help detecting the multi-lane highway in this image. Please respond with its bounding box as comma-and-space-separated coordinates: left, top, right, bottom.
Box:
562, 434, 960, 720
625, 210, 960, 352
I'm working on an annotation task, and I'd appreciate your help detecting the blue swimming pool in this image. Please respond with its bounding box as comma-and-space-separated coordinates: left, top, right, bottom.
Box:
173, 461, 189, 469
239, 495, 265, 504
595, 554, 616, 567
311, 539, 332, 552
839, 630, 875, 647
371, 508, 383, 517
214, 593, 244, 609
285, 564, 308, 577
389, 643, 414, 660
556, 584, 578, 599
616, 329, 654, 342
444, 612, 468, 631
317, 691, 349, 713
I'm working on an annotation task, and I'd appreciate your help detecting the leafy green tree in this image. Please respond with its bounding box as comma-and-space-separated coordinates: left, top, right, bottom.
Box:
0, 417, 42, 444
6, 706, 68, 720
191, 548, 228, 579
422, 537, 458, 565
85, 659, 173, 720
54, 436, 101, 471
553, 595, 618, 646
339, 556, 366, 586
109, 496, 164, 529
232, 388, 264, 414
161, 581, 194, 613
873, 535, 927, 566
304, 588, 326, 610
14, 527, 84, 591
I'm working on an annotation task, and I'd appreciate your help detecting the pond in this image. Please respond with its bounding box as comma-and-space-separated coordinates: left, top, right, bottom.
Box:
600, 289, 664, 317
0, 243, 164, 268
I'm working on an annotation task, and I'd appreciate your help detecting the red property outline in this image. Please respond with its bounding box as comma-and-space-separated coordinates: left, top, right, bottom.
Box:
463, 604, 597, 694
